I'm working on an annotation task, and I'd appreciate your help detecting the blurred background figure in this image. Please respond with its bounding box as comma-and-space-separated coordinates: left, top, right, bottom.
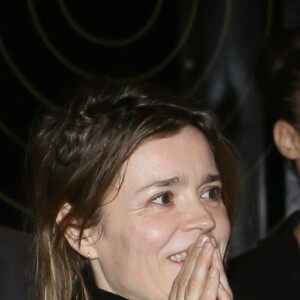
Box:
228, 27, 300, 300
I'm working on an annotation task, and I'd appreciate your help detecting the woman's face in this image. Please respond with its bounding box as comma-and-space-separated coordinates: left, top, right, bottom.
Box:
91, 126, 231, 300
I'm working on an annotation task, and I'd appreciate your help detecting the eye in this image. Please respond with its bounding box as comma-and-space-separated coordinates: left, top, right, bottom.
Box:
151, 192, 172, 206
201, 186, 222, 205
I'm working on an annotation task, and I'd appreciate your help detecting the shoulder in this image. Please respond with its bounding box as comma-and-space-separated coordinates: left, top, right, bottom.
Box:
227, 212, 300, 300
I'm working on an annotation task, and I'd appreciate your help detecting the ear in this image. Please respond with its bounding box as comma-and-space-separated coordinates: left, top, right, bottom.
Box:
56, 203, 99, 260
273, 120, 300, 160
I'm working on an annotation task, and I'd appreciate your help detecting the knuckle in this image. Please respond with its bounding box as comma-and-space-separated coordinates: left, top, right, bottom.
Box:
203, 288, 215, 297
177, 278, 188, 290
185, 280, 199, 294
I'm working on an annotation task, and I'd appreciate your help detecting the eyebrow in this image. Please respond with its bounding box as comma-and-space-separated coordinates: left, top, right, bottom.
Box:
204, 174, 221, 183
136, 173, 221, 193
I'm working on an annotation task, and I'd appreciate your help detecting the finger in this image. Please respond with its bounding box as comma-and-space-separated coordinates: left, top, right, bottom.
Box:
209, 237, 217, 248
199, 266, 219, 300
171, 240, 204, 299
178, 241, 214, 299
169, 245, 196, 300
208, 237, 231, 295
217, 281, 233, 300
212, 248, 232, 296
170, 236, 211, 300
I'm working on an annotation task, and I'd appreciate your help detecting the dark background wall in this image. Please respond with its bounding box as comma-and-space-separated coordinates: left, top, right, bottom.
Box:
0, 0, 297, 257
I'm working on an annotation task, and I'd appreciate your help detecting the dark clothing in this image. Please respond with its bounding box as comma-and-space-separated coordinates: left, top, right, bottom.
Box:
91, 287, 129, 300
0, 227, 32, 300
89, 278, 129, 300
227, 211, 300, 300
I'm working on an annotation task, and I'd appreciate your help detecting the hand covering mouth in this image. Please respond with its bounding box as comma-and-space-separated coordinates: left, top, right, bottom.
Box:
167, 236, 212, 263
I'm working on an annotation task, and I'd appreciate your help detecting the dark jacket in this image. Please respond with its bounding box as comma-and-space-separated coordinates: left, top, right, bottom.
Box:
227, 211, 300, 300
0, 227, 33, 300
91, 287, 129, 300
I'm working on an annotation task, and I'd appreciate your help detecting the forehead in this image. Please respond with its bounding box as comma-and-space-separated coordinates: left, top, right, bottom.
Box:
120, 126, 217, 186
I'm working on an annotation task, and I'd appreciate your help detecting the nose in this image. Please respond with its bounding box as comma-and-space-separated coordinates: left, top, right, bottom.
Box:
180, 202, 216, 233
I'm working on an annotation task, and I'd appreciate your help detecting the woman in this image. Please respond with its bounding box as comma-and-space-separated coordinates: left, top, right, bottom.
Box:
29, 82, 239, 299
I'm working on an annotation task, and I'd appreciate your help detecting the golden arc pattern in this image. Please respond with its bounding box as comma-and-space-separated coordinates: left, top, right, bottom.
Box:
0, 0, 275, 216
58, 0, 163, 46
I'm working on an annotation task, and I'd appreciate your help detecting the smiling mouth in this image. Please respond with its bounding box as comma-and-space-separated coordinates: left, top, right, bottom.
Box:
168, 251, 187, 263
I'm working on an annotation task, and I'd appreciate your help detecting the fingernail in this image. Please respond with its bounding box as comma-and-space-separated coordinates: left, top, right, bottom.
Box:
209, 266, 218, 277
201, 241, 212, 253
196, 235, 209, 248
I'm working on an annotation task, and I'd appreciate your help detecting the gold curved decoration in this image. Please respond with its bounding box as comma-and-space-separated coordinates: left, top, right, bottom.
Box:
186, 0, 232, 96
28, 0, 96, 79
58, 0, 163, 47
0, 37, 58, 111
0, 120, 26, 149
0, 190, 31, 215
114, 0, 198, 82
29, 0, 197, 82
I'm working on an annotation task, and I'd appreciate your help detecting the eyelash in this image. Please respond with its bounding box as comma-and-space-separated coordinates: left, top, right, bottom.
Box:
150, 186, 222, 207
200, 186, 222, 204
151, 192, 173, 206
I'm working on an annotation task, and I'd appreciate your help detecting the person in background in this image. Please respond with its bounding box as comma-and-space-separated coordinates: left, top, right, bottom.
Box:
228, 28, 300, 300
28, 82, 239, 300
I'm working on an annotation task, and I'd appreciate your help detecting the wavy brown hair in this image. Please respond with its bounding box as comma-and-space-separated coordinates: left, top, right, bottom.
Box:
28, 82, 239, 300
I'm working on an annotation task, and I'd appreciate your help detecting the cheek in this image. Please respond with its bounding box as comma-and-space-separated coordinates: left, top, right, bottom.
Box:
125, 217, 176, 251
218, 218, 231, 240
213, 210, 231, 255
